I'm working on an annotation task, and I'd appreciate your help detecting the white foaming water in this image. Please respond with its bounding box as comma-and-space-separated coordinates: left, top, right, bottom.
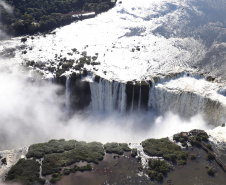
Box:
208, 126, 226, 143
118, 83, 127, 113
0, 0, 225, 149
148, 77, 226, 126
0, 61, 215, 150
89, 77, 127, 113
88, 74, 226, 127
0, 0, 215, 82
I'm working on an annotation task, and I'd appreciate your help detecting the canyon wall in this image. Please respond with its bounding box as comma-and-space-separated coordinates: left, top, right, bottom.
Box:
54, 73, 226, 125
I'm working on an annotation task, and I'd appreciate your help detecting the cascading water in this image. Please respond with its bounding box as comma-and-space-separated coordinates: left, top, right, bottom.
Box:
147, 77, 226, 125
112, 81, 120, 110
62, 72, 226, 126
118, 83, 127, 113
89, 77, 126, 113
65, 77, 71, 113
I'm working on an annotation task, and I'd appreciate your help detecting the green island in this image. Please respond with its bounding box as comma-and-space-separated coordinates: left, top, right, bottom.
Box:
5, 159, 45, 185
4, 130, 226, 185
0, 0, 116, 36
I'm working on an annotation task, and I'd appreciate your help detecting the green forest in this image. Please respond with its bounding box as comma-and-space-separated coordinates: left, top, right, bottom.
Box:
0, 0, 116, 36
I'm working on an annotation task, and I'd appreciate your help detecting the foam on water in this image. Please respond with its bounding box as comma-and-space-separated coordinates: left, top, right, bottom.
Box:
2, 0, 226, 81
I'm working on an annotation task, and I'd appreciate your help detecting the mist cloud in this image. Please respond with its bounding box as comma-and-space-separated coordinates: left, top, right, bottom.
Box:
0, 0, 13, 40
0, 59, 212, 150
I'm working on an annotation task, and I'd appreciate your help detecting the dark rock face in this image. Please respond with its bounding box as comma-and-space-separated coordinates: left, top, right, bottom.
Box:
126, 81, 151, 112
54, 73, 151, 113
54, 73, 91, 112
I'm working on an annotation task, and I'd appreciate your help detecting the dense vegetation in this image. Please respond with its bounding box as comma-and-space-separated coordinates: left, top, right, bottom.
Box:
26, 139, 77, 159
42, 141, 104, 175
173, 132, 189, 147
5, 134, 223, 184
142, 138, 188, 164
5, 140, 104, 185
131, 148, 137, 157
147, 159, 172, 182
50, 164, 92, 183
5, 159, 45, 185
173, 131, 209, 148
104, 142, 131, 155
0, 0, 116, 36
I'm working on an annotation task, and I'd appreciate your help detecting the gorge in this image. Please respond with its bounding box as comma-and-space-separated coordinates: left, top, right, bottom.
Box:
0, 0, 226, 184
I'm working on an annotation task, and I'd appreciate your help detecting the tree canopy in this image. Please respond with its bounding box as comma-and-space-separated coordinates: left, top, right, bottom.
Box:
0, 0, 116, 36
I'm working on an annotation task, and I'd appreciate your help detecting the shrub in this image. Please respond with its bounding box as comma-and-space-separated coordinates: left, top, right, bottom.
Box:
197, 132, 209, 141
147, 170, 164, 182
182, 142, 188, 148
190, 139, 201, 147
63, 168, 71, 175
148, 159, 172, 175
79, 164, 92, 172
173, 135, 180, 142
119, 143, 131, 152
206, 144, 212, 150
131, 148, 137, 157
190, 154, 196, 160
104, 142, 130, 155
207, 167, 215, 176
206, 153, 215, 161
179, 138, 185, 143
178, 160, 186, 166
50, 173, 62, 183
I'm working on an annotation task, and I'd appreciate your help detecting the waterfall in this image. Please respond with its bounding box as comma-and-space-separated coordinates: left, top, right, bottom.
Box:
60, 72, 226, 125
147, 80, 226, 125
118, 83, 127, 113
148, 84, 153, 109
112, 81, 120, 110
65, 77, 71, 112
60, 72, 226, 126
89, 77, 126, 113
131, 86, 134, 112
